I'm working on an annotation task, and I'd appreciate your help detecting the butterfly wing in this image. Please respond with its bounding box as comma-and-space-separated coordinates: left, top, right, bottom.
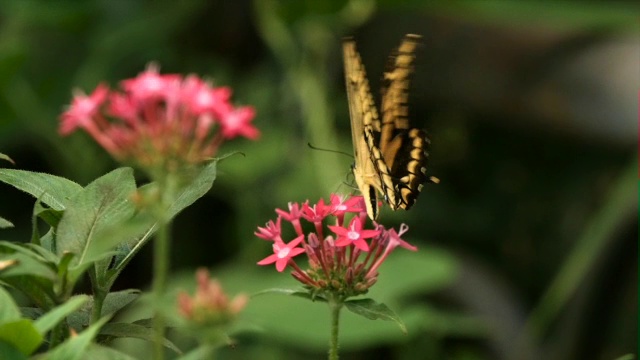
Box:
343, 39, 394, 220
378, 34, 434, 210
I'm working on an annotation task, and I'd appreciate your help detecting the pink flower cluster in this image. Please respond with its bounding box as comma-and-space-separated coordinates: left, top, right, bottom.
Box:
256, 195, 418, 298
59, 64, 259, 168
177, 268, 248, 325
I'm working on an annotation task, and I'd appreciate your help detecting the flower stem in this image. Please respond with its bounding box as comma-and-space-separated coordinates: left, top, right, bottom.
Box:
150, 172, 179, 360
152, 218, 170, 360
152, 217, 169, 359
328, 295, 343, 360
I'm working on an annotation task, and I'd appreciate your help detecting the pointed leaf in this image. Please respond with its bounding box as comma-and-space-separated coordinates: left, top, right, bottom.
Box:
0, 216, 13, 229
100, 161, 217, 289
100, 289, 140, 316
89, 214, 156, 287
0, 272, 56, 310
83, 343, 138, 360
0, 153, 15, 165
166, 160, 217, 219
345, 299, 407, 334
252, 287, 327, 302
0, 169, 82, 210
0, 340, 26, 359
99, 322, 181, 354
179, 345, 215, 360
42, 315, 110, 360
34, 295, 89, 335
0, 286, 21, 322
0, 252, 57, 280
57, 168, 136, 264
0, 242, 58, 269
0, 319, 42, 355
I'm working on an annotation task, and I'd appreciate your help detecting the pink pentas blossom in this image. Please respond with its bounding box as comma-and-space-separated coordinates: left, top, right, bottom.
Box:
256, 195, 419, 298
218, 106, 259, 140
257, 235, 306, 272
121, 64, 181, 103
59, 64, 259, 172
177, 268, 248, 325
329, 194, 364, 216
59, 84, 109, 135
367, 224, 417, 277
254, 217, 282, 242
181, 76, 232, 116
329, 216, 380, 252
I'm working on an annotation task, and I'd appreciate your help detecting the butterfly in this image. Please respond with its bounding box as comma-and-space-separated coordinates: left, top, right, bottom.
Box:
343, 34, 438, 220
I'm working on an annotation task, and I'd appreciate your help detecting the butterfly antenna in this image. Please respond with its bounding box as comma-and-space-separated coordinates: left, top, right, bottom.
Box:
307, 143, 353, 158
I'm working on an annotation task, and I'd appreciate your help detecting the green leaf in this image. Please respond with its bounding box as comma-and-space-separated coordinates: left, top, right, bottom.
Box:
56, 251, 76, 279
252, 287, 327, 302
33, 202, 64, 243
0, 319, 42, 355
34, 295, 89, 335
0, 287, 21, 322
166, 159, 217, 219
0, 216, 13, 229
0, 153, 15, 165
89, 214, 156, 288
101, 161, 218, 289
0, 252, 57, 280
0, 273, 56, 310
0, 340, 26, 360
100, 290, 140, 316
178, 345, 215, 360
0, 242, 58, 270
0, 169, 82, 210
0, 248, 58, 307
41, 315, 110, 360
99, 322, 181, 354
344, 299, 407, 334
83, 344, 138, 360
56, 167, 136, 266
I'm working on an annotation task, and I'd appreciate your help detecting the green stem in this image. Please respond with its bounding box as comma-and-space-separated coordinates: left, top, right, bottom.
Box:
91, 288, 106, 324
328, 295, 343, 360
152, 219, 170, 360
151, 172, 177, 360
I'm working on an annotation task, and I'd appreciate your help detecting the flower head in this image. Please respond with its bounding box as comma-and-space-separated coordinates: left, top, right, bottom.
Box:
177, 268, 248, 326
256, 195, 419, 299
59, 64, 259, 173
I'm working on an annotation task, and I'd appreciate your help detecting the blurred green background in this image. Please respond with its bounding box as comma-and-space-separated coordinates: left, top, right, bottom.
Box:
0, 1, 637, 359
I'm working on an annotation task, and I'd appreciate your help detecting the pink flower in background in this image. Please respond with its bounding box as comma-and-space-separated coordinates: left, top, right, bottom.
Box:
256, 195, 418, 298
177, 268, 248, 325
59, 64, 259, 171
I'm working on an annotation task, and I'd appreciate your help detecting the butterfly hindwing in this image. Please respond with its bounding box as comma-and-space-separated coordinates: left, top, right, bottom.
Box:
344, 34, 434, 220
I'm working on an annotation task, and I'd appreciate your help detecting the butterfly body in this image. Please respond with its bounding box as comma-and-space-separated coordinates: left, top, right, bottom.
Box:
343, 34, 436, 220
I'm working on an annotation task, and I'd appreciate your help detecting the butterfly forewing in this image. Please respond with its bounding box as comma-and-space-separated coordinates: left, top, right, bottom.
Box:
343, 39, 390, 220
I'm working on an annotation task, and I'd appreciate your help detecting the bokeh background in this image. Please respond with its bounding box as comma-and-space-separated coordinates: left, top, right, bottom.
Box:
0, 1, 637, 359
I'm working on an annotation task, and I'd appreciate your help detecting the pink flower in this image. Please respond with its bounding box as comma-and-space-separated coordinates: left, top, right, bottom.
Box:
181, 76, 232, 116
256, 195, 419, 298
329, 194, 364, 216
121, 64, 180, 103
254, 217, 282, 242
329, 216, 380, 251
59, 84, 109, 135
177, 268, 248, 325
257, 235, 306, 272
218, 106, 259, 140
302, 198, 332, 223
59, 64, 260, 171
